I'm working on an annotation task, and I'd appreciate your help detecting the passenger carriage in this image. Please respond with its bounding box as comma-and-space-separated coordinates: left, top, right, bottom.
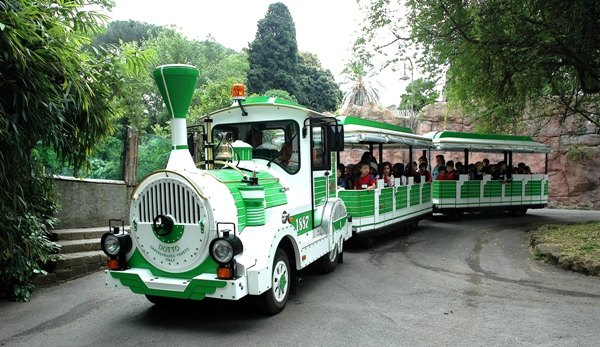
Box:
336, 116, 434, 247
423, 131, 551, 219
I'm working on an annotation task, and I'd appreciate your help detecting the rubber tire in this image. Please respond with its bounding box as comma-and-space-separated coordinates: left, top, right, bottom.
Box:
256, 249, 290, 315
509, 208, 528, 216
315, 244, 339, 274
446, 211, 464, 221
357, 236, 375, 249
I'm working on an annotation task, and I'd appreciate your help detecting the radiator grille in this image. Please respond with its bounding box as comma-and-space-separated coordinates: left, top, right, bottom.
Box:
138, 179, 202, 224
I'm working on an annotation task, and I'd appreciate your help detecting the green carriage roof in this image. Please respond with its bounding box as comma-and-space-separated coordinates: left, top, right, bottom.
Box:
423, 131, 551, 153
336, 116, 412, 134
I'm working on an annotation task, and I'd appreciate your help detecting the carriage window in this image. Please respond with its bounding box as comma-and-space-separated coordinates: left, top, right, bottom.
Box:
213, 120, 300, 174
312, 125, 329, 170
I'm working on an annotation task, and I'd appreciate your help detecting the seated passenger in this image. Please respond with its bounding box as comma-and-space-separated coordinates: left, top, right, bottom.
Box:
445, 160, 458, 180
455, 161, 465, 175
436, 165, 450, 180
337, 164, 350, 190
369, 162, 379, 176
405, 162, 420, 184
517, 162, 531, 174
419, 163, 432, 183
497, 161, 513, 184
482, 158, 490, 173
393, 163, 407, 185
355, 161, 377, 191
381, 161, 395, 187
525, 166, 532, 174
470, 162, 484, 180
488, 164, 498, 180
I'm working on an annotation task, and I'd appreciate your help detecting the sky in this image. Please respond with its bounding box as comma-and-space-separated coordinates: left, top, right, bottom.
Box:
99, 0, 408, 107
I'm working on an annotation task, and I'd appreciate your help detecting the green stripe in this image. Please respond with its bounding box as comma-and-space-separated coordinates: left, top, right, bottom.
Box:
172, 145, 188, 150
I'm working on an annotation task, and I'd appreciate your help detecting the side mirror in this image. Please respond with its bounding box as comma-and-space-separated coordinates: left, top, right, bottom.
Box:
327, 125, 344, 151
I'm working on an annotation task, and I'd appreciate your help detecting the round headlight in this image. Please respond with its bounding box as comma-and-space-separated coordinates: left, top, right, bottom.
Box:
211, 239, 233, 263
103, 234, 120, 256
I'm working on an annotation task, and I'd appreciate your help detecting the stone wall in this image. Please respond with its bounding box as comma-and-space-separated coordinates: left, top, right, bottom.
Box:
53, 176, 134, 229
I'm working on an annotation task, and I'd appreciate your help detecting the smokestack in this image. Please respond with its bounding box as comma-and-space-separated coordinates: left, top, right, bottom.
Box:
153, 64, 199, 171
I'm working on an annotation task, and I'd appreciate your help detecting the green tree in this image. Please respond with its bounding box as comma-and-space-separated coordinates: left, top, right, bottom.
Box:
399, 78, 439, 112
340, 62, 382, 111
296, 52, 343, 112
263, 89, 299, 104
356, 0, 600, 133
246, 2, 299, 97
0, 0, 151, 301
93, 19, 162, 46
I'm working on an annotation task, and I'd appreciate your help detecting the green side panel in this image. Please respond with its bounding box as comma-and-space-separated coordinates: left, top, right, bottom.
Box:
483, 181, 503, 198
338, 190, 375, 217
223, 184, 247, 231
421, 183, 432, 203
505, 182, 523, 197
544, 180, 549, 195
433, 181, 457, 199
127, 249, 218, 279
209, 169, 288, 230
379, 188, 394, 213
396, 186, 408, 210
332, 216, 347, 230
314, 176, 327, 207
111, 272, 227, 300
460, 181, 481, 199
409, 186, 420, 206
525, 180, 543, 196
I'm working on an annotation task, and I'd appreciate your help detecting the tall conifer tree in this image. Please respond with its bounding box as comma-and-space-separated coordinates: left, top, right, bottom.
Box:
247, 2, 299, 97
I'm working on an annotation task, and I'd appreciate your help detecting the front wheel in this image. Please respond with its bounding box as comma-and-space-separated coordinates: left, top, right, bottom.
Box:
256, 248, 290, 315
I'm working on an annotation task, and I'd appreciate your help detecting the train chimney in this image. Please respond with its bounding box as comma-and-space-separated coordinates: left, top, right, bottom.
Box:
153, 64, 199, 171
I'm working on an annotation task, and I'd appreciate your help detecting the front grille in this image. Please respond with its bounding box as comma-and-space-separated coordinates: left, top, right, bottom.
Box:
138, 180, 202, 224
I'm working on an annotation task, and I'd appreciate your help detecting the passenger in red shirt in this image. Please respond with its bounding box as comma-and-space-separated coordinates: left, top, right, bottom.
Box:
355, 161, 377, 191
445, 160, 458, 180
436, 166, 450, 180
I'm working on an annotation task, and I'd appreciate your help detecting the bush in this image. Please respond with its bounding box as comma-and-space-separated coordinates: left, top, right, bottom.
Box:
0, 167, 61, 302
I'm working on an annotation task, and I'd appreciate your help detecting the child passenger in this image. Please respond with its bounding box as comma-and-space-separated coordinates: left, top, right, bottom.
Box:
470, 162, 484, 180
355, 161, 377, 191
382, 161, 395, 187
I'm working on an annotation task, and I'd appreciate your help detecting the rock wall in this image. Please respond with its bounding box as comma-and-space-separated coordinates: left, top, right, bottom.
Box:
341, 101, 600, 209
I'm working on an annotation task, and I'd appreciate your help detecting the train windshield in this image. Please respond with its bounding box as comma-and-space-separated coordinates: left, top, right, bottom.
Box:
213, 120, 300, 174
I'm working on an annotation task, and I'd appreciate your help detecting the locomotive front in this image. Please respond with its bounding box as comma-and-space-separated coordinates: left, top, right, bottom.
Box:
101, 65, 247, 301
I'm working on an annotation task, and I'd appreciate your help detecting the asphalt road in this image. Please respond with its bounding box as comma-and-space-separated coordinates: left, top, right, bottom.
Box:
1, 209, 600, 347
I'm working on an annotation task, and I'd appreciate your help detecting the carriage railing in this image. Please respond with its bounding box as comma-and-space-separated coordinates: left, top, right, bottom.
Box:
432, 174, 549, 211
338, 177, 433, 233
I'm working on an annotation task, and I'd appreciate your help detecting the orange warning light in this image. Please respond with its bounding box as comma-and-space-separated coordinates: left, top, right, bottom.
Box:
107, 259, 119, 270
217, 267, 232, 279
232, 84, 246, 100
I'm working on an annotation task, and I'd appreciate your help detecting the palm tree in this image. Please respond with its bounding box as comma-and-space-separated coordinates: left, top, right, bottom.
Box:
340, 62, 382, 112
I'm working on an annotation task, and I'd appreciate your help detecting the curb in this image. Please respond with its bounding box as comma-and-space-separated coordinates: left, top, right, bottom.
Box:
529, 226, 600, 276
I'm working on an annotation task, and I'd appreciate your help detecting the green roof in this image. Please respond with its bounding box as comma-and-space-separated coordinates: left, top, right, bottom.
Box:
336, 116, 412, 134
240, 96, 307, 109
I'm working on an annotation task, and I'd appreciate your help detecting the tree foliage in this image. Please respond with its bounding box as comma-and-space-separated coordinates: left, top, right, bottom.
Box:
356, 0, 600, 133
297, 52, 343, 112
399, 78, 439, 112
340, 62, 382, 111
246, 2, 299, 97
93, 19, 162, 46
0, 0, 154, 301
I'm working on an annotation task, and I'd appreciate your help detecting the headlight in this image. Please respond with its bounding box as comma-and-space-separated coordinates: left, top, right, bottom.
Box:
211, 239, 234, 263
103, 234, 120, 256
101, 233, 132, 257
209, 232, 243, 265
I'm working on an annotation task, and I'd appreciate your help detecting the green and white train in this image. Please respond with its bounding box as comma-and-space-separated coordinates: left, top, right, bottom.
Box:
101, 64, 550, 314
